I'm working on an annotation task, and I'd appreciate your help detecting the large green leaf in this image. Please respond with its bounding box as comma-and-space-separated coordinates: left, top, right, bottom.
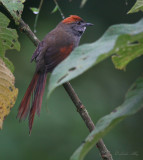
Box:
128, 0, 143, 14
0, 0, 25, 23
47, 18, 143, 97
112, 33, 143, 70
70, 77, 143, 160
0, 12, 20, 72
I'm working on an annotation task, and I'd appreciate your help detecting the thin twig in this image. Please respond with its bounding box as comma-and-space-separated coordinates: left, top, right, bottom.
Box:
33, 0, 44, 33
53, 0, 65, 19
17, 18, 113, 160
19, 19, 40, 46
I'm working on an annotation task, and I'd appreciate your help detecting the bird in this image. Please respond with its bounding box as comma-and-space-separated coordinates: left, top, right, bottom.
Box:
17, 15, 93, 134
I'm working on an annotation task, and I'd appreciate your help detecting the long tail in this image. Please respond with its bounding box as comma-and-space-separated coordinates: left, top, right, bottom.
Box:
17, 72, 47, 134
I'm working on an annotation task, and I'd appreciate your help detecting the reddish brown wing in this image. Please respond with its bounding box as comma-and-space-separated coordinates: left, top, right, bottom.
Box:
32, 26, 76, 73
44, 44, 74, 72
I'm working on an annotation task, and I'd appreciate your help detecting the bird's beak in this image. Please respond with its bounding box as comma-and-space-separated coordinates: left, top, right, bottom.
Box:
85, 23, 94, 26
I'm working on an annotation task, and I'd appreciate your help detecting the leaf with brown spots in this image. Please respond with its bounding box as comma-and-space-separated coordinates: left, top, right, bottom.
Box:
0, 12, 20, 72
0, 58, 18, 129
112, 33, 143, 70
0, 0, 25, 24
0, 13, 19, 129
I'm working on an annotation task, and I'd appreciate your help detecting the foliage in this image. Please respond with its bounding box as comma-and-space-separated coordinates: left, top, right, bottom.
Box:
51, 5, 58, 14
0, 59, 18, 129
112, 33, 143, 70
30, 7, 39, 14
0, 0, 25, 23
0, 12, 20, 72
70, 77, 143, 160
128, 0, 143, 13
0, 12, 19, 128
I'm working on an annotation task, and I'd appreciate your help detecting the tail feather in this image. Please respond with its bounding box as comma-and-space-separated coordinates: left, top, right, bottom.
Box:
17, 72, 47, 134
17, 73, 39, 120
36, 73, 47, 116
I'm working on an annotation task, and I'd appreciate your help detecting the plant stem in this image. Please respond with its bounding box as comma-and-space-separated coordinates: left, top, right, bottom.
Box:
53, 0, 65, 19
17, 18, 113, 160
33, 0, 43, 33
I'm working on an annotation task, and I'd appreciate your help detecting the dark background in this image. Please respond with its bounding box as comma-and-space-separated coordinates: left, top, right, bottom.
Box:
0, 0, 143, 160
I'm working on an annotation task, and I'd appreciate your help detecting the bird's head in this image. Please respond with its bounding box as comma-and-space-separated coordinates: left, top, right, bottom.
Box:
60, 15, 93, 37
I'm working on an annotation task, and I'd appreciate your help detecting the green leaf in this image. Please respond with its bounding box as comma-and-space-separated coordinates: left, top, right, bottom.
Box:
47, 18, 143, 97
80, 0, 88, 8
112, 33, 143, 70
128, 0, 143, 13
70, 77, 143, 160
30, 7, 39, 14
51, 5, 58, 14
0, 0, 25, 23
0, 12, 20, 72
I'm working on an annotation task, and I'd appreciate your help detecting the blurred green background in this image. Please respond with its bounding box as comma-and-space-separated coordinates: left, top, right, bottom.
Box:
1, 0, 143, 160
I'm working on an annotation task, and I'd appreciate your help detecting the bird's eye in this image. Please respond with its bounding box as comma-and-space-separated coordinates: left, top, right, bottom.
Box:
77, 21, 81, 25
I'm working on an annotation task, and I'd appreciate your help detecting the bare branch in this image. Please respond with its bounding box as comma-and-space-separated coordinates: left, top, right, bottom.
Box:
18, 19, 40, 46
63, 82, 113, 160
